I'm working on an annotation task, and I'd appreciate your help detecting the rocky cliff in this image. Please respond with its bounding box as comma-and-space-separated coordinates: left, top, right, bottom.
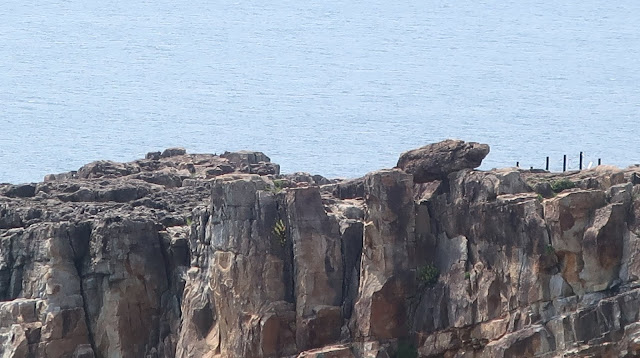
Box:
2, 141, 640, 358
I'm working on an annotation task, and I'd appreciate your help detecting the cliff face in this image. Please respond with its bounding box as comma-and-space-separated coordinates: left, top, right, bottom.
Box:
1, 142, 640, 358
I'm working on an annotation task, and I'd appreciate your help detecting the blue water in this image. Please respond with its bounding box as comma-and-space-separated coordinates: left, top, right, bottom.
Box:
2, 0, 639, 184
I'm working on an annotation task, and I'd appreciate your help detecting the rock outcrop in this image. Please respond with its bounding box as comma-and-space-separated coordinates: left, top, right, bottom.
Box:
2, 141, 640, 358
397, 139, 490, 183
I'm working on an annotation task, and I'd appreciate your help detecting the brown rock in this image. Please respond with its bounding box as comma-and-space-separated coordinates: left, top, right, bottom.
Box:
4, 145, 640, 358
397, 139, 490, 182
286, 187, 343, 350
544, 189, 629, 294
353, 169, 415, 340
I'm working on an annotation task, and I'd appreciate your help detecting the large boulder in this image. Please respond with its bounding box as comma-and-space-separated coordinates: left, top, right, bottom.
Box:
397, 139, 490, 183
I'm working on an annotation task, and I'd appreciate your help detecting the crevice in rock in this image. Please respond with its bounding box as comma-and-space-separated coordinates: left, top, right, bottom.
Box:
158, 230, 174, 296
0, 230, 17, 301
67, 224, 99, 358
277, 197, 296, 304
156, 227, 181, 357
340, 221, 363, 320
425, 197, 444, 241
77, 262, 99, 357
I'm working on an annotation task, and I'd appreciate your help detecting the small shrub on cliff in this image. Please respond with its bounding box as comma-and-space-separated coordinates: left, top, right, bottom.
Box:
550, 179, 576, 193
545, 244, 555, 255
418, 264, 439, 287
268, 179, 287, 193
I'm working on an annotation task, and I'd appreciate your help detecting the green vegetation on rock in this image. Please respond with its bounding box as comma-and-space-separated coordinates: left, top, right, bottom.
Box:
394, 341, 418, 358
418, 264, 439, 287
273, 218, 287, 246
545, 244, 555, 255
551, 179, 576, 193
271, 179, 287, 193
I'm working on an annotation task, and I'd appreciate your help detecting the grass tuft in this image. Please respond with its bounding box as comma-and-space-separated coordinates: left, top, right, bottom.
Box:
550, 179, 576, 193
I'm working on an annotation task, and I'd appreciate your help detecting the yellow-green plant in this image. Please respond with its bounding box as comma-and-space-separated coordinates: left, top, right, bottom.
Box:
273, 219, 287, 247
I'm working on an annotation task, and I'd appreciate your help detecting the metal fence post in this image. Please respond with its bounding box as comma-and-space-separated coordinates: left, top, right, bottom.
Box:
579, 152, 583, 170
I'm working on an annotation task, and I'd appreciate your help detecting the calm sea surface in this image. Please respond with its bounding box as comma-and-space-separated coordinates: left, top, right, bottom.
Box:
1, 0, 639, 184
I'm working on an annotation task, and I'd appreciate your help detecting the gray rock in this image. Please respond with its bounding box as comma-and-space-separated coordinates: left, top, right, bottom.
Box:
2, 184, 36, 198
330, 177, 365, 199
220, 150, 271, 166
532, 181, 554, 198
146, 151, 162, 160
161, 147, 187, 158
3, 145, 640, 358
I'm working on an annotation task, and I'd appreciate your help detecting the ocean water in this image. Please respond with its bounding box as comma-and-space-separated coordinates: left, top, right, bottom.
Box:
1, 0, 639, 184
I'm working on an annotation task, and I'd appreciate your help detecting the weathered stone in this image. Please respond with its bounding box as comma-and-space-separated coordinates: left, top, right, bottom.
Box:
2, 184, 36, 198
297, 344, 355, 358
532, 181, 554, 198
0, 324, 29, 357
220, 150, 271, 167
353, 169, 415, 340
134, 171, 184, 188
3, 144, 640, 358
484, 325, 554, 357
449, 169, 531, 204
146, 151, 162, 160
175, 175, 298, 358
330, 177, 365, 199
287, 187, 343, 350
544, 189, 629, 294
397, 139, 490, 182
76, 160, 141, 179
162, 148, 187, 158
580, 203, 626, 292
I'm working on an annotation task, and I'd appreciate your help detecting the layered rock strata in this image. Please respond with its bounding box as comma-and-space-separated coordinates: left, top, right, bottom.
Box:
1, 142, 640, 358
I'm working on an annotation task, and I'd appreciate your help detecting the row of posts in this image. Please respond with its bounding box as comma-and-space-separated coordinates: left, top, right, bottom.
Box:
516, 152, 602, 172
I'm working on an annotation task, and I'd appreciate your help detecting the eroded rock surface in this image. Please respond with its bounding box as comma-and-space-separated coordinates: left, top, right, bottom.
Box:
2, 143, 640, 358
396, 139, 490, 183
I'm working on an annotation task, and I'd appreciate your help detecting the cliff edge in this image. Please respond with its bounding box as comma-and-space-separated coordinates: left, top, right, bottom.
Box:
2, 141, 640, 358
